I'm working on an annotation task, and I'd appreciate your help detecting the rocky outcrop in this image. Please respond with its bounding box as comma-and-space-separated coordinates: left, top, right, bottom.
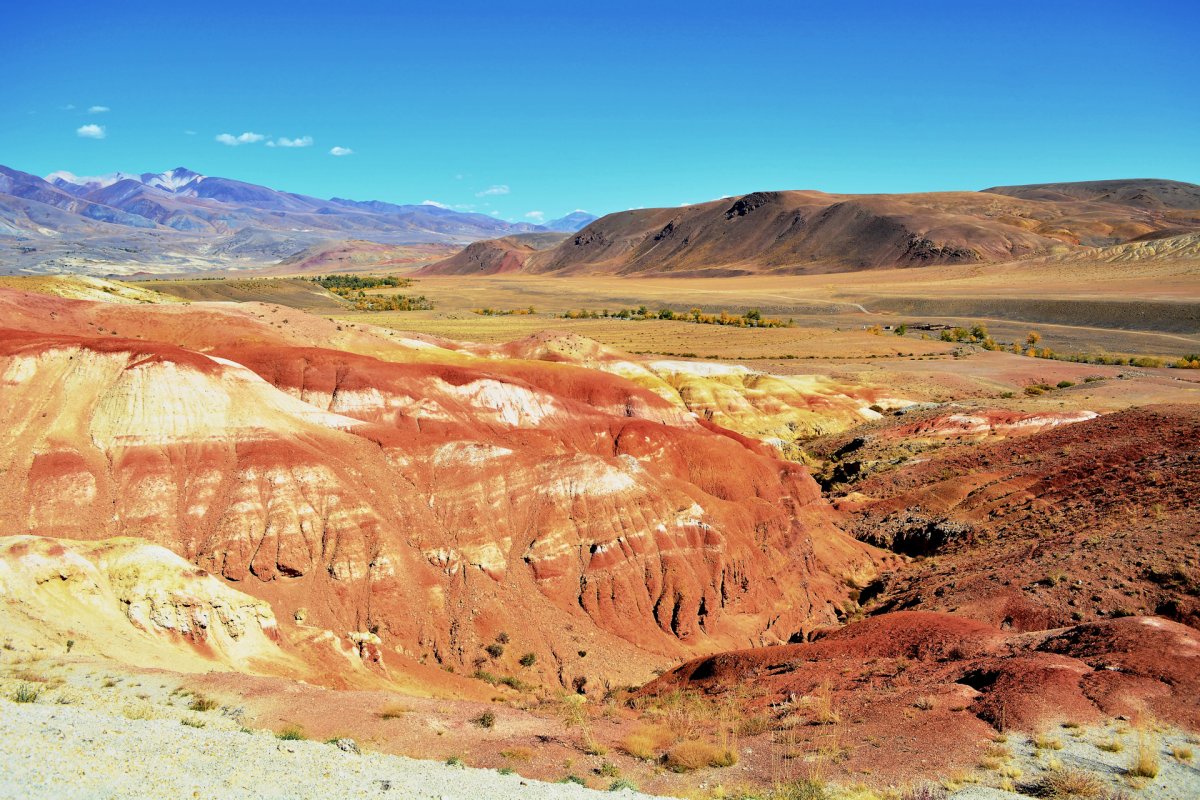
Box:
0, 535, 290, 672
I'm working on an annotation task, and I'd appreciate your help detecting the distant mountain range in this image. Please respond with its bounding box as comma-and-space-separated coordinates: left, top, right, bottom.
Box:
0, 164, 596, 274
424, 179, 1200, 277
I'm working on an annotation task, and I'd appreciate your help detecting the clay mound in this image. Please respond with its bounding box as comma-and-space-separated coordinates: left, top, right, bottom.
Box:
0, 287, 883, 691
842, 404, 1200, 631
644, 610, 1200, 734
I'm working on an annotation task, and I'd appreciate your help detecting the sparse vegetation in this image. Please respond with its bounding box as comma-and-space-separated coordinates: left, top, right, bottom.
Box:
562, 306, 792, 328
664, 739, 738, 772
1034, 732, 1065, 750
188, 695, 218, 712
12, 683, 41, 703
378, 702, 412, 719
519, 652, 537, 667
1039, 767, 1105, 799
1127, 731, 1160, 778
1171, 743, 1194, 763
471, 710, 496, 729
276, 725, 306, 741
180, 716, 206, 728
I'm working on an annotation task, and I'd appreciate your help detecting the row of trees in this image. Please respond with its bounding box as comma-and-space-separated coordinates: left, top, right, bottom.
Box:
919, 322, 1196, 369
309, 274, 414, 291
561, 306, 793, 328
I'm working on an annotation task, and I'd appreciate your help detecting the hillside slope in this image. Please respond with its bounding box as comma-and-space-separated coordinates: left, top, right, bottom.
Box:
423, 180, 1200, 276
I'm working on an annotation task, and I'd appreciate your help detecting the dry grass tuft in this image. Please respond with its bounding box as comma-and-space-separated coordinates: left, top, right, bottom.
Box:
1034, 732, 1065, 750
619, 723, 674, 760
1127, 729, 1160, 778
1095, 737, 1124, 753
664, 739, 738, 772
1170, 744, 1193, 763
378, 702, 412, 720
1040, 767, 1105, 799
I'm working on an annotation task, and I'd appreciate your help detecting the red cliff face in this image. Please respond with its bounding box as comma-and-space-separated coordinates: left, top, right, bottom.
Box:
0, 287, 879, 688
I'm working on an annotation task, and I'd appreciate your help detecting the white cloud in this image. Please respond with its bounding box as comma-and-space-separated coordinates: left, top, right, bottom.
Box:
421, 200, 449, 208
76, 124, 106, 139
476, 184, 510, 197
267, 136, 313, 148
88, 105, 110, 114
216, 131, 266, 146
329, 146, 354, 156
524, 210, 545, 221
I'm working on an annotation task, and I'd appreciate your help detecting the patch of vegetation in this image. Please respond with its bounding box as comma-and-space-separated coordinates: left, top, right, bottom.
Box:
500, 747, 532, 761
484, 642, 505, 659
664, 739, 738, 772
1171, 744, 1194, 763
180, 716, 206, 728
563, 306, 793, 328
310, 274, 414, 291
378, 702, 412, 719
446, 755, 465, 768
1039, 767, 1105, 799
519, 652, 537, 667
1127, 733, 1160, 778
472, 710, 496, 729
12, 683, 41, 703
472, 307, 535, 316
609, 778, 639, 792
1034, 732, 1065, 750
276, 725, 306, 741
472, 669, 533, 692
188, 695, 218, 712
559, 774, 587, 786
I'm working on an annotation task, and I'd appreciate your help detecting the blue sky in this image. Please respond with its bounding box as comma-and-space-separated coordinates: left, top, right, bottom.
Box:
2, 1, 1197, 221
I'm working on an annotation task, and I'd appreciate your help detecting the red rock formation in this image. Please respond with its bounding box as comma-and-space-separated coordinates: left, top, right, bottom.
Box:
0, 287, 880, 688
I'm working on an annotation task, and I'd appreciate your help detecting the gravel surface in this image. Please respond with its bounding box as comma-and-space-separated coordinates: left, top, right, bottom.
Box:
0, 700, 673, 800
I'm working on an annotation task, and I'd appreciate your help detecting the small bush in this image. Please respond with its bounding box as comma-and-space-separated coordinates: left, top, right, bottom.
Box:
12, 683, 40, 704
378, 702, 411, 719
276, 725, 306, 741
609, 778, 639, 792
495, 632, 510, 644
472, 711, 496, 729
1127, 734, 1160, 778
1171, 744, 1194, 762
180, 716, 206, 728
188, 695, 218, 712
560, 774, 586, 786
1040, 767, 1104, 799
1056, 380, 1075, 389
664, 739, 738, 772
1034, 732, 1065, 750
446, 755, 464, 768
498, 767, 514, 776
485, 643, 505, 659
519, 652, 537, 667
1096, 737, 1124, 753
619, 724, 674, 759
597, 760, 620, 777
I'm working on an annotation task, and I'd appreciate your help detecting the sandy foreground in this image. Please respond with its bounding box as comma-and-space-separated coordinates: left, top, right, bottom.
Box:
0, 700, 672, 800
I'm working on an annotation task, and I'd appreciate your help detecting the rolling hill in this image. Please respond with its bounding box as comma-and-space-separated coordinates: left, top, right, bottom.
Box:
423, 179, 1200, 277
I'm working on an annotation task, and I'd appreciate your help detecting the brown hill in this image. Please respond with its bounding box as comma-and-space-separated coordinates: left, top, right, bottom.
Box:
418, 232, 568, 276
422, 180, 1200, 276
